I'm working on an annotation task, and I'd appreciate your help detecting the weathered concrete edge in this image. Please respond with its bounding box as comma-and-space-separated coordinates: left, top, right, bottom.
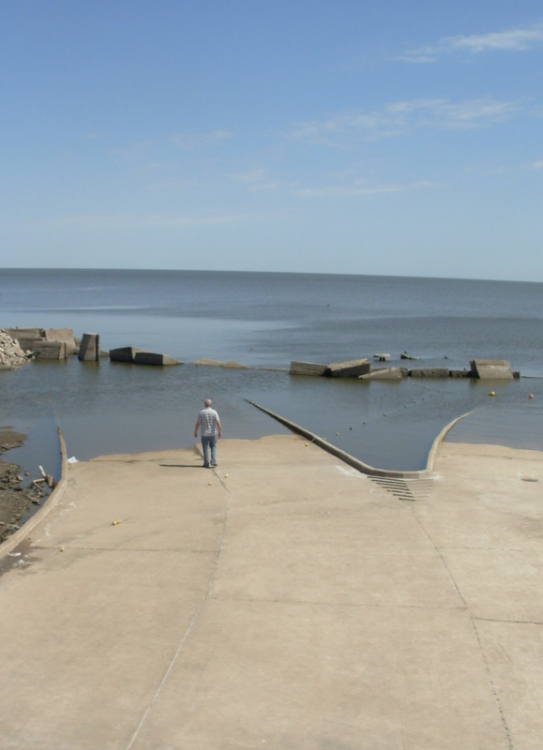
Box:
0, 427, 69, 560
245, 399, 471, 479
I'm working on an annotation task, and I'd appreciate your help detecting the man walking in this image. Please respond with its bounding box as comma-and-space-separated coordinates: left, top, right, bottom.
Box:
194, 398, 222, 468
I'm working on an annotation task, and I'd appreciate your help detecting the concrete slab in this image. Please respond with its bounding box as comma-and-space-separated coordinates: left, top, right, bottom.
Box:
0, 435, 541, 749
133, 351, 181, 366
409, 368, 450, 378
471, 359, 514, 380
326, 358, 371, 377
78, 332, 100, 361
289, 360, 328, 375
360, 367, 408, 380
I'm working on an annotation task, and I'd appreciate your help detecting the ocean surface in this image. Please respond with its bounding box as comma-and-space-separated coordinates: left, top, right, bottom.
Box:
1, 269, 542, 479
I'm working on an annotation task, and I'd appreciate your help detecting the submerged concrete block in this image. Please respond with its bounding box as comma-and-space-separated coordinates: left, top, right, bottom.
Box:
109, 347, 145, 363
326, 358, 371, 378
470, 359, 513, 380
133, 351, 181, 366
192, 358, 249, 369
409, 368, 450, 378
289, 361, 328, 376
78, 333, 100, 362
449, 369, 471, 378
360, 367, 408, 380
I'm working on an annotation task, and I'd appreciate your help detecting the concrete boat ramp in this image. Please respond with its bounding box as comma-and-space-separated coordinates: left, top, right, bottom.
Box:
1, 434, 542, 749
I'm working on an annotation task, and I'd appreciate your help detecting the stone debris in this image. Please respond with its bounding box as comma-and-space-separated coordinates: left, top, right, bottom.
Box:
0, 330, 33, 369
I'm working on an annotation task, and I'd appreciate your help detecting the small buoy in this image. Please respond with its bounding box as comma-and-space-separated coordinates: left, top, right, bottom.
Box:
489, 391, 495, 397
529, 393, 534, 399
60, 546, 64, 552
224, 473, 229, 478
335, 432, 339, 436
207, 482, 212, 486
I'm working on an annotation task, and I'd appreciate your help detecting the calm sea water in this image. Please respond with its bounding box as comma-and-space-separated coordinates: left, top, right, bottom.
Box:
1, 269, 542, 476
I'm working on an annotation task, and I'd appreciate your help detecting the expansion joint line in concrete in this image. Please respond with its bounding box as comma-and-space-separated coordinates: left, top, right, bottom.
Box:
411, 507, 514, 750
125, 476, 233, 750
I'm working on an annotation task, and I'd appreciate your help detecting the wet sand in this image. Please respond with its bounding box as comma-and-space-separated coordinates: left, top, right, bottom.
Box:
0, 435, 542, 748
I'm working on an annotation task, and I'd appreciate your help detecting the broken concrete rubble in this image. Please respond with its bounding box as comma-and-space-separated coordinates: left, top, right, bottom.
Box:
7, 328, 77, 361
0, 330, 32, 369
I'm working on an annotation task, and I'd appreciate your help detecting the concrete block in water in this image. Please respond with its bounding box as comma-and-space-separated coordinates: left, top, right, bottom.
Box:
289, 361, 328, 376
133, 351, 181, 366
360, 367, 408, 380
44, 328, 77, 355
109, 347, 145, 363
32, 341, 67, 360
409, 368, 450, 378
449, 369, 471, 378
326, 358, 371, 378
470, 359, 513, 380
192, 358, 249, 369
78, 333, 100, 362
6, 328, 44, 342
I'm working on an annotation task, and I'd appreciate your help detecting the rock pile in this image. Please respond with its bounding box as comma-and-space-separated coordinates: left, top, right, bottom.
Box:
0, 329, 31, 369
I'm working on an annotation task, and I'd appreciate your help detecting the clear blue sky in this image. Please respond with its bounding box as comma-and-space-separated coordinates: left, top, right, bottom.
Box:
2, 1, 542, 280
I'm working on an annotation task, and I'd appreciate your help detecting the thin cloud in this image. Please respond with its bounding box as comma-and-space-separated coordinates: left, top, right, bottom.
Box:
290, 98, 518, 145
295, 181, 434, 197
43, 210, 295, 231
400, 23, 543, 62
170, 130, 233, 151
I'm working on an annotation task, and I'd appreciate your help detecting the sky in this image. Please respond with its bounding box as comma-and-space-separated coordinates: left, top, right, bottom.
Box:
1, 1, 543, 281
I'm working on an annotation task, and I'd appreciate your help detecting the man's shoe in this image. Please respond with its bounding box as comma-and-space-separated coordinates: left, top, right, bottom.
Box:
210, 462, 217, 467
203, 463, 210, 468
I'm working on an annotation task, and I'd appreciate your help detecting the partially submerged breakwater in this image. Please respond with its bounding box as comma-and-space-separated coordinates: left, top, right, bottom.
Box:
289, 357, 519, 381
2, 327, 520, 380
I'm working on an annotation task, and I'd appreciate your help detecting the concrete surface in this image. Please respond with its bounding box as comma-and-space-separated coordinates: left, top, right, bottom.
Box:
0, 435, 542, 749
